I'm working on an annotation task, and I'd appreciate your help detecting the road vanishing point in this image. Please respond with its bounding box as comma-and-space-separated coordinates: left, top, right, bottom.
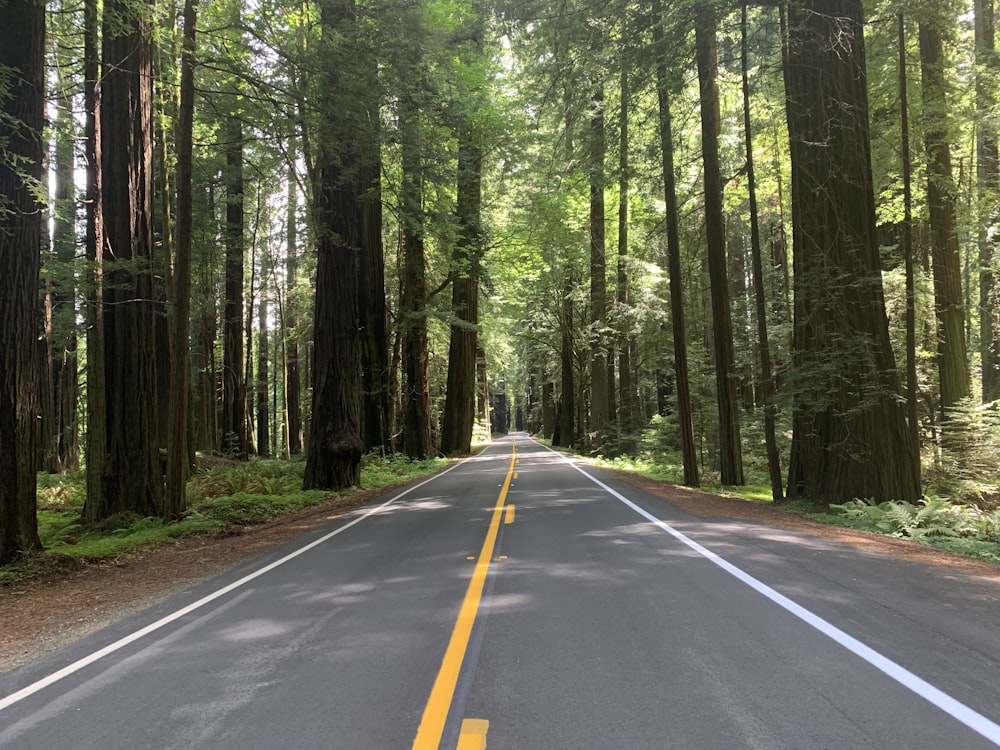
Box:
2, 434, 1000, 749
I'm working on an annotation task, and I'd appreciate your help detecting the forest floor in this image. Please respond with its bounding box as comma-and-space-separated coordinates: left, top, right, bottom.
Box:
2, 468, 999, 676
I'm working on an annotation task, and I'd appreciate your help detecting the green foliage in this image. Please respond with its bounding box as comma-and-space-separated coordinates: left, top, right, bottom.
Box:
360, 452, 448, 487
926, 400, 1000, 506
826, 497, 978, 538
6, 455, 447, 579
591, 454, 687, 486
36, 472, 86, 509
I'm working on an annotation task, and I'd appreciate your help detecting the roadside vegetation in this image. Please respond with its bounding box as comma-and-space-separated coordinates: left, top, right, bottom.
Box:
567, 400, 1000, 566
1, 454, 446, 586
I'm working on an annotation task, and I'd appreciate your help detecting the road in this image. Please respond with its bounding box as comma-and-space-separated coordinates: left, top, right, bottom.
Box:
2, 434, 1000, 749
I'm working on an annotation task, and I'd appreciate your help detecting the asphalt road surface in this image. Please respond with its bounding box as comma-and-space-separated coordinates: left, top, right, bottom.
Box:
2, 434, 1000, 749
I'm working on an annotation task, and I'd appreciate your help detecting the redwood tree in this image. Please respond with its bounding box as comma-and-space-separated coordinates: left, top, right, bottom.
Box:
0, 0, 45, 563
84, 0, 164, 521
441, 8, 484, 456
920, 14, 970, 417
653, 0, 698, 486
695, 1, 743, 486
784, 0, 919, 503
303, 0, 364, 490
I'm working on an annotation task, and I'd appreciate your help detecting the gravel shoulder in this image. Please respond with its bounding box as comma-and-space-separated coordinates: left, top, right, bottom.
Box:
2, 469, 997, 676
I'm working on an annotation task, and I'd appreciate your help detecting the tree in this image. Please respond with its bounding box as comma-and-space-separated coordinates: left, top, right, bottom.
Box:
441, 6, 487, 457
784, 0, 919, 503
695, 1, 743, 486
589, 87, 611, 441
222, 108, 249, 459
303, 0, 364, 490
976, 0, 1000, 402
0, 0, 45, 563
40, 20, 79, 474
164, 0, 199, 521
741, 2, 782, 501
84, 0, 164, 521
284, 158, 303, 455
399, 43, 433, 460
919, 10, 970, 417
653, 0, 698, 486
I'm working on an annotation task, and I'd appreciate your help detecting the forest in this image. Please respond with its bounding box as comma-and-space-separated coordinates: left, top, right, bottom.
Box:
3, 0, 1000, 566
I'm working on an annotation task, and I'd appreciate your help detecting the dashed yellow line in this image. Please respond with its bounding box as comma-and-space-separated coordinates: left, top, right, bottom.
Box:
504, 504, 516, 525
410, 439, 516, 750
457, 718, 490, 750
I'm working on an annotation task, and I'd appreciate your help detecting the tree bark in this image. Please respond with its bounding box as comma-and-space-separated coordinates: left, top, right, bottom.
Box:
0, 0, 45, 563
400, 95, 433, 459
899, 13, 922, 482
617, 50, 637, 436
42, 51, 79, 474
84, 0, 164, 521
653, 0, 698, 486
784, 0, 919, 503
441, 12, 486, 457
589, 88, 611, 442
83, 0, 107, 521
554, 273, 576, 448
358, 128, 390, 454
284, 161, 303, 455
695, 1, 744, 486
742, 2, 782, 502
164, 0, 198, 521
440, 129, 483, 456
920, 19, 971, 417
976, 0, 1000, 402
222, 112, 249, 459
303, 0, 363, 490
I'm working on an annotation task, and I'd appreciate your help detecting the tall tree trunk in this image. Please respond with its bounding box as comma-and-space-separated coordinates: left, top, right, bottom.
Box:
40, 58, 80, 474
784, 0, 919, 503
616, 50, 637, 436
257, 292, 270, 457
83, 0, 107, 521
977, 0, 1000, 402
0, 0, 45, 563
359, 133, 390, 453
222, 112, 249, 459
554, 273, 576, 448
441, 14, 485, 457
303, 0, 363, 490
284, 161, 303, 455
653, 0, 698, 486
742, 3, 782, 502
589, 88, 611, 442
85, 0, 164, 521
899, 13, 922, 481
695, 2, 744, 486
164, 0, 198, 521
401, 97, 433, 459
920, 20, 970, 416
440, 131, 483, 456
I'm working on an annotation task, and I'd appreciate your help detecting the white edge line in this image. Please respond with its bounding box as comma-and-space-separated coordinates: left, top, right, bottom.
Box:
532, 439, 1000, 747
0, 456, 474, 714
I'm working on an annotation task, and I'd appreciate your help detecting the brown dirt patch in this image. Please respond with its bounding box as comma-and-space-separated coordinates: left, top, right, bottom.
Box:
2, 472, 998, 676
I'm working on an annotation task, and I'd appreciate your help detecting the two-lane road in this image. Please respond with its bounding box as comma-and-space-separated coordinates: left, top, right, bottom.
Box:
2, 435, 1000, 748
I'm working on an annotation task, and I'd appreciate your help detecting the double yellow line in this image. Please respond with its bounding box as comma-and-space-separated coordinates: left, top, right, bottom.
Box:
411, 438, 518, 750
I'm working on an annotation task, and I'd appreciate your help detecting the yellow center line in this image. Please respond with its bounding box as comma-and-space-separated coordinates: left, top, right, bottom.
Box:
504, 504, 516, 525
411, 438, 517, 750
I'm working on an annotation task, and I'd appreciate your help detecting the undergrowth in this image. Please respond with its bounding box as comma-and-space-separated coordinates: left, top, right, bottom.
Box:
2, 453, 446, 585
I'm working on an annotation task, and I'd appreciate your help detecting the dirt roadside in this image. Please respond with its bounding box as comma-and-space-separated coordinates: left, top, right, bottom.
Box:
2, 471, 998, 676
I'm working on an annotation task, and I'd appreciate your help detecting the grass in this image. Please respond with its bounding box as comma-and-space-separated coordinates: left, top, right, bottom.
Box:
2, 453, 447, 586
